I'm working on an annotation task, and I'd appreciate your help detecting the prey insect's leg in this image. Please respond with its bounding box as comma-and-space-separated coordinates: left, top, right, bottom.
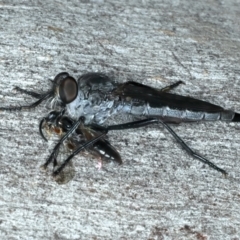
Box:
92, 118, 227, 176
41, 116, 85, 170
52, 132, 107, 176
160, 81, 184, 92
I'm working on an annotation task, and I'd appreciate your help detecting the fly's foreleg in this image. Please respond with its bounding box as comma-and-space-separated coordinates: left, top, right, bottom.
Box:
0, 92, 52, 111
14, 86, 44, 99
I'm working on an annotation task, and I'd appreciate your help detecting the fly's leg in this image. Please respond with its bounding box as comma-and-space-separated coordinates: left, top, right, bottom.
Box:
14, 86, 44, 99
160, 81, 184, 92
0, 92, 53, 111
0, 78, 56, 111
12, 77, 56, 99
52, 118, 227, 176
91, 118, 227, 176
158, 121, 227, 176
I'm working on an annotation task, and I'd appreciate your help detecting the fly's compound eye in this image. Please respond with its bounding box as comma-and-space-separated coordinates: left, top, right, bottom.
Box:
53, 72, 70, 84
59, 77, 78, 104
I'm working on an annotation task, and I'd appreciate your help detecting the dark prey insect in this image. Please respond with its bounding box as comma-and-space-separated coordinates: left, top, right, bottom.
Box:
1, 72, 240, 177
39, 110, 122, 183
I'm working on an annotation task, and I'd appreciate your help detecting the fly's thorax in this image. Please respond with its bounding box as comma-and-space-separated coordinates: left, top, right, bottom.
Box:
78, 72, 115, 92
66, 73, 121, 124
66, 89, 118, 124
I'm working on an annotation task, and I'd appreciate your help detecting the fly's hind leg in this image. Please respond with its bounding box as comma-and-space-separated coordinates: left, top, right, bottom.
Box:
99, 118, 227, 176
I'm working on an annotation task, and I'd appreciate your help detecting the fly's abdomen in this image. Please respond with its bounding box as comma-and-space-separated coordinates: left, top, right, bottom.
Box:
206, 110, 236, 121
113, 81, 239, 123
125, 101, 236, 122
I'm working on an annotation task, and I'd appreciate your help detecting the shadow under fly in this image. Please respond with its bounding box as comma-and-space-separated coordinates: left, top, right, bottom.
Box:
1, 72, 240, 178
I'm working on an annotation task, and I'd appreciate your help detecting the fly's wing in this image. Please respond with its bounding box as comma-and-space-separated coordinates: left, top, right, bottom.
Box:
81, 126, 122, 164
112, 81, 224, 113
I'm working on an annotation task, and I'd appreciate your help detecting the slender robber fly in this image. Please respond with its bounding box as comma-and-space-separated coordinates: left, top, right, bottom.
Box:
1, 72, 239, 177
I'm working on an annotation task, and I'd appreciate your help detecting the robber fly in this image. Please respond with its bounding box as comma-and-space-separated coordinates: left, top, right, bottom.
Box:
39, 110, 122, 183
1, 72, 239, 176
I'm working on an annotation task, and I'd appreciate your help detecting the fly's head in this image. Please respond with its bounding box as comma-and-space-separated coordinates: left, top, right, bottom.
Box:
53, 72, 78, 106
0, 72, 78, 112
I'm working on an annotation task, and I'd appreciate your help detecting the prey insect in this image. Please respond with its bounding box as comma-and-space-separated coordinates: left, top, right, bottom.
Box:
40, 110, 122, 183
1, 72, 239, 177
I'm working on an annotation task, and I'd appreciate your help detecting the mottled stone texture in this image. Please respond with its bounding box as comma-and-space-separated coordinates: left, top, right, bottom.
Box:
0, 0, 240, 239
